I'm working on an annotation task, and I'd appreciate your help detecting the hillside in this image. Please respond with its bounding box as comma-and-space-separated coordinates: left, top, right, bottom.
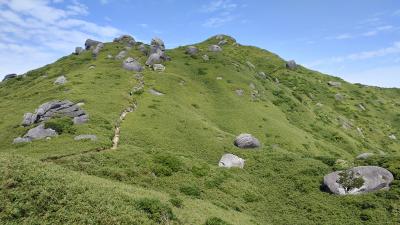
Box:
0, 34, 399, 225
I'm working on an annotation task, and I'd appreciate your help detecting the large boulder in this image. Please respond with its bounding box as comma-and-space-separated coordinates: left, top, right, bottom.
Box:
24, 124, 58, 140
75, 47, 84, 55
234, 133, 260, 148
113, 35, 136, 47
323, 166, 394, 195
208, 45, 222, 52
85, 39, 101, 50
218, 153, 245, 169
145, 53, 163, 66
286, 60, 297, 69
54, 75, 67, 85
122, 57, 143, 72
21, 100, 88, 126
2, 74, 17, 81
151, 37, 165, 51
186, 46, 198, 56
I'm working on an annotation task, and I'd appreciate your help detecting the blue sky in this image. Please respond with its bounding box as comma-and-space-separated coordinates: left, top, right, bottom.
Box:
0, 0, 399, 87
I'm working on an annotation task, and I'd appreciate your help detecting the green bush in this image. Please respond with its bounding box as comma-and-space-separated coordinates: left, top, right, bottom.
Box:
44, 117, 76, 134
169, 196, 183, 208
152, 154, 182, 177
204, 217, 231, 225
135, 198, 175, 223
180, 184, 201, 198
338, 170, 364, 192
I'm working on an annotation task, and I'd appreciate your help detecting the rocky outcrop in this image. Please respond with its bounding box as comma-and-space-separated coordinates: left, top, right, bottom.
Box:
73, 114, 89, 125
113, 35, 136, 47
323, 166, 393, 195
122, 57, 143, 72
21, 100, 88, 126
85, 39, 101, 50
186, 46, 198, 56
218, 154, 245, 168
208, 45, 222, 52
234, 133, 260, 148
54, 75, 67, 85
286, 60, 297, 69
2, 74, 17, 81
74, 134, 97, 141
217, 39, 228, 46
145, 37, 168, 66
145, 53, 163, 66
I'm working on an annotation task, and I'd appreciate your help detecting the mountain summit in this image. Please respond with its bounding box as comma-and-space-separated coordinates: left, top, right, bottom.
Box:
0, 34, 399, 224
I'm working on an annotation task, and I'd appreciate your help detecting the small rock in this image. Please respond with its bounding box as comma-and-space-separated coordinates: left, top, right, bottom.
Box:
234, 133, 260, 149
75, 47, 84, 55
54, 75, 67, 85
122, 57, 143, 72
323, 166, 393, 195
202, 55, 209, 61
115, 50, 127, 60
328, 81, 342, 87
215, 35, 224, 40
389, 134, 397, 140
186, 46, 198, 56
89, 65, 95, 69
153, 64, 165, 72
246, 61, 255, 69
107, 54, 113, 59
286, 60, 297, 69
74, 134, 97, 141
356, 153, 374, 160
316, 102, 323, 107
257, 72, 266, 79
216, 77, 223, 80
235, 89, 244, 96
149, 89, 164, 96
218, 153, 245, 169
218, 39, 228, 46
358, 104, 366, 111
335, 93, 344, 101
73, 114, 89, 125
208, 45, 222, 52
249, 83, 255, 89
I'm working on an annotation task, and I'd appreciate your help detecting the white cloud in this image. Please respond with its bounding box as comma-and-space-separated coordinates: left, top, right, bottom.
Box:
201, 0, 238, 28
201, 0, 237, 13
100, 0, 109, 5
203, 15, 234, 28
307, 42, 400, 67
0, 0, 121, 77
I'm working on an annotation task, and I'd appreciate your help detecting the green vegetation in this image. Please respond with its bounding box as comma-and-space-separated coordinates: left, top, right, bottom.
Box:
0, 35, 399, 224
338, 170, 365, 192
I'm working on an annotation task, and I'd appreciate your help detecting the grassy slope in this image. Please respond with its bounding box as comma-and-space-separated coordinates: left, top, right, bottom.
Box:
0, 35, 399, 224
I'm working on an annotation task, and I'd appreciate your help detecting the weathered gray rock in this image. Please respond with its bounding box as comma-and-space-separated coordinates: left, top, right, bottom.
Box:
215, 34, 224, 40
122, 57, 143, 72
151, 37, 165, 50
2, 74, 17, 81
74, 134, 97, 141
246, 61, 255, 69
389, 134, 397, 140
357, 127, 365, 138
92, 43, 104, 57
54, 75, 67, 85
186, 46, 198, 55
356, 153, 374, 160
208, 45, 222, 52
235, 89, 244, 96
75, 47, 84, 55
335, 93, 344, 101
149, 89, 164, 96
328, 81, 342, 87
115, 50, 127, 60
138, 44, 148, 55
85, 39, 100, 50
234, 133, 260, 149
337, 116, 353, 130
358, 104, 366, 111
13, 137, 31, 144
286, 60, 297, 69
202, 55, 209, 61
153, 64, 165, 72
145, 53, 163, 66
218, 39, 228, 46
323, 166, 394, 195
73, 114, 89, 125
89, 65, 95, 69
218, 153, 245, 169
257, 72, 266, 79
21, 100, 87, 126
113, 35, 135, 47
24, 124, 57, 140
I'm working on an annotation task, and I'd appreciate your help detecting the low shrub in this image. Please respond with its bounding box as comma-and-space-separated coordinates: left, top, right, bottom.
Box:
204, 217, 231, 225
44, 117, 76, 134
180, 184, 201, 198
135, 198, 175, 223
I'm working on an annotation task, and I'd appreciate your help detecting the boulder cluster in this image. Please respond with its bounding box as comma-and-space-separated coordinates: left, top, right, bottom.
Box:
14, 100, 89, 143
